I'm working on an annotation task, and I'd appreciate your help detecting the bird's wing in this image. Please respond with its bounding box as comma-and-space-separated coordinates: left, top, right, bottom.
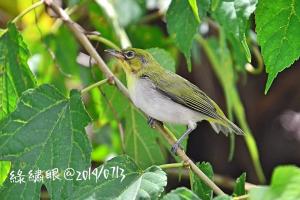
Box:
144, 70, 224, 120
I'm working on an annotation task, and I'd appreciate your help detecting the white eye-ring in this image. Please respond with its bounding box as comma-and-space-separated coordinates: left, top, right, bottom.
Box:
124, 50, 135, 59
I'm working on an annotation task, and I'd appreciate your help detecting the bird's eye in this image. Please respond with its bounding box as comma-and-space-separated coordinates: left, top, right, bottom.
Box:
124, 51, 135, 59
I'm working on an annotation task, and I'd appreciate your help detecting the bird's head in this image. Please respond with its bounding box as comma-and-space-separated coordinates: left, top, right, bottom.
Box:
105, 48, 154, 74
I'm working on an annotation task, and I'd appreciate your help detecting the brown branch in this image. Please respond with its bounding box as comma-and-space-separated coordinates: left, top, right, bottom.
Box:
166, 168, 258, 191
43, 0, 225, 195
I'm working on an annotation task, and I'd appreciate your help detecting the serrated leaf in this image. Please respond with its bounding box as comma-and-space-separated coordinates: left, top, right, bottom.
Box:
213, 0, 257, 68
0, 84, 92, 199
162, 187, 201, 200
255, 0, 300, 93
45, 26, 81, 76
0, 161, 11, 186
124, 105, 166, 168
233, 172, 246, 196
190, 162, 213, 200
250, 165, 300, 200
0, 23, 36, 121
167, 0, 210, 71
147, 48, 176, 72
70, 155, 167, 200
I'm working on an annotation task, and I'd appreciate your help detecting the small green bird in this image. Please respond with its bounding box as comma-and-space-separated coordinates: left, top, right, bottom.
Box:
105, 48, 244, 153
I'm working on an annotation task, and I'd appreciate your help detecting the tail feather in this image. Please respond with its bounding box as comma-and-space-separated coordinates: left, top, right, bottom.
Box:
210, 118, 244, 136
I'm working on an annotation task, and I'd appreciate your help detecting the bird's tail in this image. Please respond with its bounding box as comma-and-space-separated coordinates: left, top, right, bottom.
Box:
209, 117, 244, 136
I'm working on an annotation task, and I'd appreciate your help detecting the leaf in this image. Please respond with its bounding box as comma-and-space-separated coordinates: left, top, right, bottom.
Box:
0, 84, 92, 199
213, 195, 233, 200
112, 0, 143, 27
0, 23, 36, 121
233, 173, 246, 196
124, 105, 166, 169
188, 0, 201, 23
255, 0, 300, 93
0, 161, 11, 186
213, 0, 257, 67
44, 26, 81, 76
127, 25, 170, 49
190, 162, 213, 200
250, 165, 300, 200
147, 48, 176, 72
162, 187, 201, 200
70, 155, 167, 200
167, 0, 210, 70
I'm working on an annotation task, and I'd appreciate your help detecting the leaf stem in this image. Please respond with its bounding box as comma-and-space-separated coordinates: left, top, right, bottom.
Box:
12, 0, 44, 23
87, 35, 120, 51
159, 162, 184, 169
44, 0, 225, 195
81, 78, 108, 94
245, 45, 264, 75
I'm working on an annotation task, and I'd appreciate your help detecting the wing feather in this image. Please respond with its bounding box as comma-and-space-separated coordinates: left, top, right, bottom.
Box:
142, 71, 222, 120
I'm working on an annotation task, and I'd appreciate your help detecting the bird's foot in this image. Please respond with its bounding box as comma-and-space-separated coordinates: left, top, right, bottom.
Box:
147, 117, 163, 128
171, 142, 182, 155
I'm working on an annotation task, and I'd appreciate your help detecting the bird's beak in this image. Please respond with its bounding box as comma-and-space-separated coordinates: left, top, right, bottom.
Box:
104, 49, 124, 59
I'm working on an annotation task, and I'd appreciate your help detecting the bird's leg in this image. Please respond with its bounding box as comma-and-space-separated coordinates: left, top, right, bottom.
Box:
171, 122, 197, 154
147, 117, 163, 128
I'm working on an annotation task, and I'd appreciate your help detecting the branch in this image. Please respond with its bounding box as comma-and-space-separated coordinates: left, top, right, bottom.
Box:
44, 0, 225, 195
165, 168, 258, 191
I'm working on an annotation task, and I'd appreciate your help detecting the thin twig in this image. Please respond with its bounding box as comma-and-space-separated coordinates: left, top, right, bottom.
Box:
159, 162, 184, 169
44, 0, 225, 195
81, 78, 108, 94
165, 168, 258, 191
88, 35, 120, 51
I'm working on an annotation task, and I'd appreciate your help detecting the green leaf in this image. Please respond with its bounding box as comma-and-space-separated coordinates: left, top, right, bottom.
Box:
213, 195, 233, 200
0, 84, 92, 199
233, 173, 246, 196
125, 105, 166, 168
162, 187, 201, 200
188, 0, 201, 23
250, 165, 300, 200
128, 25, 170, 49
70, 155, 167, 200
0, 23, 36, 121
45, 26, 81, 76
167, 0, 210, 71
255, 0, 300, 93
0, 161, 11, 186
213, 0, 257, 67
147, 48, 176, 72
190, 162, 213, 200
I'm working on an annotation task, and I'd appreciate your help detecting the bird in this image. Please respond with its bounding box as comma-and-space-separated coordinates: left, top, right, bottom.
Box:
105, 48, 244, 153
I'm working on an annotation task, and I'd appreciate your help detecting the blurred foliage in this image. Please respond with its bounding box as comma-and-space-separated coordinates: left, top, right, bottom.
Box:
0, 0, 300, 199
250, 166, 300, 200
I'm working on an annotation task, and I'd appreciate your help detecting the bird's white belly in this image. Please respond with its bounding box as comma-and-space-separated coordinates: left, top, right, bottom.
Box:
128, 78, 202, 125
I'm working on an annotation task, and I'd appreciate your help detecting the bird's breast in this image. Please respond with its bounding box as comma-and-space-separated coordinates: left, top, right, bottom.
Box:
128, 77, 203, 125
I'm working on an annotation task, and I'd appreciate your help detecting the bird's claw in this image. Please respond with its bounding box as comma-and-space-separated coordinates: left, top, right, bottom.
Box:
171, 143, 182, 155
147, 117, 162, 128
